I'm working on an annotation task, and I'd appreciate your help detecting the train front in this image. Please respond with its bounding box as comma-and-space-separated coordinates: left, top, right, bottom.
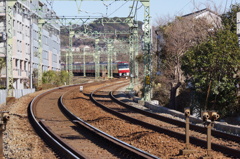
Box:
117, 62, 130, 77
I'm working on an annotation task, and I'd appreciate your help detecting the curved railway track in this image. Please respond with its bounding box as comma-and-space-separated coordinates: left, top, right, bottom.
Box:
28, 79, 158, 159
28, 79, 240, 158
62, 82, 228, 158
28, 85, 87, 159
88, 83, 240, 158
111, 89, 240, 143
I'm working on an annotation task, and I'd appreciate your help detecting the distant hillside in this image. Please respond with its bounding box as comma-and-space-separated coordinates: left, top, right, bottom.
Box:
60, 17, 144, 47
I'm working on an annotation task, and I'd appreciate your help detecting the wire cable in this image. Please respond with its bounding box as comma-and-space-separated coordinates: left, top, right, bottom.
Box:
128, 1, 135, 17
176, 0, 193, 15
75, 0, 83, 14
102, 1, 116, 16
224, 0, 229, 13
108, 1, 129, 17
133, 1, 139, 20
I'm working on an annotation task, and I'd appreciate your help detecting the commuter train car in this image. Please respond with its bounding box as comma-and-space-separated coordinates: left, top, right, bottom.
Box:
62, 61, 130, 77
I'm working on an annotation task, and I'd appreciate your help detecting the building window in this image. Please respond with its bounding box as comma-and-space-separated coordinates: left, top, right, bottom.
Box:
20, 60, 22, 70
15, 59, 18, 68
24, 61, 27, 71
43, 50, 48, 60
53, 54, 57, 63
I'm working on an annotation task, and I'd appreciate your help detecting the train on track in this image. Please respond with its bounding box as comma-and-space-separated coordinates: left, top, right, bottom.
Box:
61, 61, 130, 77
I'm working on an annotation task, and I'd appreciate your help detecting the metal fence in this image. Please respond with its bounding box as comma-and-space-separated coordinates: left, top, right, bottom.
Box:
0, 89, 35, 105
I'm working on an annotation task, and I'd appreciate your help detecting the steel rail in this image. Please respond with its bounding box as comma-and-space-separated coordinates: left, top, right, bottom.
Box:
110, 90, 240, 143
28, 85, 88, 159
60, 82, 158, 159
89, 85, 240, 158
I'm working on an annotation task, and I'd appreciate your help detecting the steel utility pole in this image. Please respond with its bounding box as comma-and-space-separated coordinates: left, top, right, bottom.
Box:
95, 39, 100, 79
37, 19, 46, 88
68, 24, 74, 84
6, 1, 15, 97
106, 40, 113, 79
142, 1, 152, 102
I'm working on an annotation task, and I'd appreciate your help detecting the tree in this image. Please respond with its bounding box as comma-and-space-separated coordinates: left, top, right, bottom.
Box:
42, 70, 70, 86
156, 15, 216, 110
221, 3, 240, 33
181, 3, 240, 117
42, 70, 57, 85
181, 28, 240, 116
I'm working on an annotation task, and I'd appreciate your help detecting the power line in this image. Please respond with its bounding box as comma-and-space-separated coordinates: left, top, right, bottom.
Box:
133, 1, 140, 20
176, 0, 193, 15
102, 1, 117, 16
75, 0, 83, 14
108, 1, 129, 17
128, 1, 135, 17
224, 0, 229, 13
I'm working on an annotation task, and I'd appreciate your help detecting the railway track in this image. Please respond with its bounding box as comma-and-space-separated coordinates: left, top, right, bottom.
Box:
62, 82, 220, 158
28, 79, 240, 158
28, 85, 87, 159
29, 79, 158, 159
87, 83, 240, 158
111, 88, 240, 144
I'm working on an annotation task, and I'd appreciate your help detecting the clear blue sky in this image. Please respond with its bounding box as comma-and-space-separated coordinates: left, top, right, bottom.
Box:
45, 0, 239, 25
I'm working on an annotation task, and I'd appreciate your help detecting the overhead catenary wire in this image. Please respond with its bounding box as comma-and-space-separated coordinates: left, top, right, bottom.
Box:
176, 0, 193, 15
224, 0, 229, 13
45, 0, 141, 19
102, 1, 116, 7
43, 0, 146, 29
133, 1, 139, 21
102, 1, 117, 16
128, 0, 136, 17
75, 0, 83, 14
108, 1, 129, 17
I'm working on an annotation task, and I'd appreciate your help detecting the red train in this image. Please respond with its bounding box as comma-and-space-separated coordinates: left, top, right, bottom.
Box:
61, 61, 130, 77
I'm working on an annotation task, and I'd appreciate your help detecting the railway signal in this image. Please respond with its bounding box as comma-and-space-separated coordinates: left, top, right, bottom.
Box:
180, 108, 196, 155
201, 111, 220, 158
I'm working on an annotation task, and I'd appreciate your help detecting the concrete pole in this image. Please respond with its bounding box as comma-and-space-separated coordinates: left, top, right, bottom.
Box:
207, 123, 212, 157
30, 17, 33, 89
83, 48, 86, 77
180, 108, 195, 155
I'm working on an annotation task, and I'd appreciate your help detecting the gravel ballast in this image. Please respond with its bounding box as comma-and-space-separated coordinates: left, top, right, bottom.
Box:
0, 90, 57, 159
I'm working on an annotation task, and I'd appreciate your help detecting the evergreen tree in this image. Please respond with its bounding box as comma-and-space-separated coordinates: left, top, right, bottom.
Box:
182, 9, 240, 116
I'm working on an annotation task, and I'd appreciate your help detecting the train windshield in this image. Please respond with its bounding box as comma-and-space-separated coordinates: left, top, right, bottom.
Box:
118, 63, 129, 69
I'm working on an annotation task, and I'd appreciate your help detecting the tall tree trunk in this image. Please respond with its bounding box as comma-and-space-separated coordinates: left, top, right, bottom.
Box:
169, 82, 181, 110
205, 80, 212, 110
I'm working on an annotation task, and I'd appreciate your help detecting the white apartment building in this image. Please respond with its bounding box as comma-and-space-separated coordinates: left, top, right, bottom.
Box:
182, 8, 222, 29
0, 0, 60, 89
